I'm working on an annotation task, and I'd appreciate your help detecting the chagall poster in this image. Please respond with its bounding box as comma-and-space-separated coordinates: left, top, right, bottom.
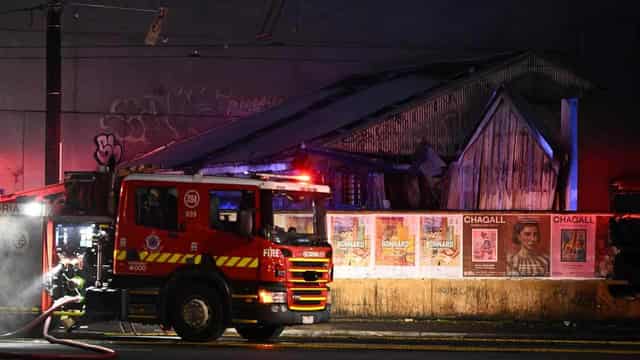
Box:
375, 216, 416, 267
274, 213, 314, 234
419, 215, 463, 278
329, 215, 371, 267
463, 214, 551, 277
504, 215, 551, 277
551, 214, 596, 278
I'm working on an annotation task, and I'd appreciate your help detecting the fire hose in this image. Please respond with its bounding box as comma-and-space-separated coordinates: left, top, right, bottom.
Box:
0, 296, 117, 359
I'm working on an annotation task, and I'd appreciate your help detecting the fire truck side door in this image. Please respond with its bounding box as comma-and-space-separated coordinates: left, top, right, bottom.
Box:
115, 183, 181, 275
204, 188, 260, 281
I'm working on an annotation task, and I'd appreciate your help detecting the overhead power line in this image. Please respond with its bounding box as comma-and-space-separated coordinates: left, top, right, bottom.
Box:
67, 2, 159, 14
0, 53, 368, 63
0, 4, 46, 16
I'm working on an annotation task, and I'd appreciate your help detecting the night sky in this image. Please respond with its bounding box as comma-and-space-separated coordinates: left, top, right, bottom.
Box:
0, 1, 637, 96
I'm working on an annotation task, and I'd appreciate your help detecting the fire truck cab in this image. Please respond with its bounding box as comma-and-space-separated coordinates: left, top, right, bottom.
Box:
45, 171, 333, 342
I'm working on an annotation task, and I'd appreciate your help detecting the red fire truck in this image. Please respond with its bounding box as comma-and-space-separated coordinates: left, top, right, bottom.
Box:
1, 170, 333, 341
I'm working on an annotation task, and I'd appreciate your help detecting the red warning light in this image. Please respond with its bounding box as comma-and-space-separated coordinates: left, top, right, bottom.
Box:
293, 173, 311, 182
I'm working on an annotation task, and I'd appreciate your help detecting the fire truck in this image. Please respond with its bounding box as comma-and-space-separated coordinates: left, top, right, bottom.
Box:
0, 170, 333, 342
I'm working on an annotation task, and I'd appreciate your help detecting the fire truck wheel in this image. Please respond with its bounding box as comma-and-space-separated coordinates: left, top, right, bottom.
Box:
235, 324, 284, 342
171, 284, 225, 342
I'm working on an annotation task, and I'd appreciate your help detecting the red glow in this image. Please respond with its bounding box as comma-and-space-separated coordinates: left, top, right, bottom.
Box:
295, 174, 311, 183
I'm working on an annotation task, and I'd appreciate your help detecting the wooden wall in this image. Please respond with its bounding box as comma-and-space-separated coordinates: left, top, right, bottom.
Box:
446, 96, 558, 210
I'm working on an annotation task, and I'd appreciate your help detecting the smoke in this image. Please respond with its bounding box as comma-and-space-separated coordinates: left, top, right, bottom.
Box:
0, 216, 48, 333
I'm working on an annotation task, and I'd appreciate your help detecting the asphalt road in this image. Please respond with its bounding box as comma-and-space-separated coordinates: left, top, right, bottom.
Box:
1, 334, 640, 360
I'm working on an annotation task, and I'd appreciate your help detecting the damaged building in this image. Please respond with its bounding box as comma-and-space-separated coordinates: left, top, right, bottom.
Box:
127, 51, 596, 211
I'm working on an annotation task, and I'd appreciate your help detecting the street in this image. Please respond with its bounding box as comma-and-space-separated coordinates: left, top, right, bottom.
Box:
1, 332, 640, 359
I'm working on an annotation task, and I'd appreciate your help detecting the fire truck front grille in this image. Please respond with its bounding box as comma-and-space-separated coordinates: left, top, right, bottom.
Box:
290, 287, 328, 310
289, 260, 329, 268
287, 258, 330, 311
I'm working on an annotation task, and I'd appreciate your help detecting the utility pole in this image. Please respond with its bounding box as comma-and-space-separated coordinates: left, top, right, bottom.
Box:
45, 0, 62, 185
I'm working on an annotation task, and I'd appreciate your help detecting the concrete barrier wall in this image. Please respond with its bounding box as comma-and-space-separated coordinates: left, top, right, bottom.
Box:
330, 279, 640, 321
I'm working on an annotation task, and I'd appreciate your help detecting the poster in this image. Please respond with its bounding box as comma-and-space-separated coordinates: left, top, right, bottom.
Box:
463, 214, 506, 277
504, 215, 551, 277
375, 216, 416, 266
420, 215, 462, 278
273, 213, 314, 234
551, 214, 596, 277
329, 215, 371, 267
472, 228, 498, 262
463, 214, 550, 277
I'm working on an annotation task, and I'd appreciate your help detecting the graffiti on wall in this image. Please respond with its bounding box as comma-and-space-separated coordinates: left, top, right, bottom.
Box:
94, 133, 123, 167
98, 86, 285, 160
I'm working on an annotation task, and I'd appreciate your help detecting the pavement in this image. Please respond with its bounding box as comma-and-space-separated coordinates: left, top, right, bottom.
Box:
50, 317, 640, 342
284, 318, 640, 341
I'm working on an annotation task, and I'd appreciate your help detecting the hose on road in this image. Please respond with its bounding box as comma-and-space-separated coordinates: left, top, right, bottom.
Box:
0, 296, 117, 359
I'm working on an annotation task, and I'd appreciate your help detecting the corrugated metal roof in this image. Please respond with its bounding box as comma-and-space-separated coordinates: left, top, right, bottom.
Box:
123, 87, 347, 169
123, 51, 593, 171
325, 52, 593, 159
209, 74, 439, 164
124, 70, 439, 169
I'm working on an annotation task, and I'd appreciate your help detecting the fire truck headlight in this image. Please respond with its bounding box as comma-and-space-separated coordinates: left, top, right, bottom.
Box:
258, 289, 287, 304
22, 202, 44, 217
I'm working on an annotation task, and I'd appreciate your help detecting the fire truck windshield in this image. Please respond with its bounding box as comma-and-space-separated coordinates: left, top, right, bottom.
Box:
264, 190, 328, 246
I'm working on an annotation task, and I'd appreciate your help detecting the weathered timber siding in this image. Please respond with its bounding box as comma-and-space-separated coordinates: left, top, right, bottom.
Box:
330, 279, 640, 320
446, 96, 558, 210
327, 54, 591, 160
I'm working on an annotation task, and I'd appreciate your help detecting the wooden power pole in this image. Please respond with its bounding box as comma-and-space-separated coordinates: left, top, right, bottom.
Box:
45, 0, 62, 185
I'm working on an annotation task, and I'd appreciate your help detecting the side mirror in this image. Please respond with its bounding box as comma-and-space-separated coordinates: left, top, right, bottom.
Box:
237, 210, 253, 238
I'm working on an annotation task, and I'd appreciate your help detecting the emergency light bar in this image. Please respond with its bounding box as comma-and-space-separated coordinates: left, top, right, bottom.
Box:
253, 173, 311, 183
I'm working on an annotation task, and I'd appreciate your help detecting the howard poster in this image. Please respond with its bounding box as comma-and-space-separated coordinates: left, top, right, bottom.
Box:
419, 215, 462, 278
328, 215, 371, 268
375, 216, 416, 267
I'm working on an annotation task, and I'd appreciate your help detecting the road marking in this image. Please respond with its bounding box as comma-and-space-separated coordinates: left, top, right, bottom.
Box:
103, 338, 640, 355
101, 330, 640, 347
120, 348, 153, 352
312, 334, 640, 347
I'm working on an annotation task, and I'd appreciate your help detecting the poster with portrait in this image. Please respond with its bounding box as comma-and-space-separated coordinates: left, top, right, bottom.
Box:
274, 212, 314, 234
375, 216, 416, 267
463, 214, 550, 277
504, 215, 551, 277
420, 215, 463, 278
551, 214, 596, 278
329, 215, 371, 267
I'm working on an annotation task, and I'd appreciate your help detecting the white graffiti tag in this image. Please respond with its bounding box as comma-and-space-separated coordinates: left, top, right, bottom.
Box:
94, 133, 123, 166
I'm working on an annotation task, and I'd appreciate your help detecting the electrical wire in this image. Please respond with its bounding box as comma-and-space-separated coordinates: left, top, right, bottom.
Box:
0, 4, 46, 17
0, 296, 117, 360
68, 2, 158, 14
